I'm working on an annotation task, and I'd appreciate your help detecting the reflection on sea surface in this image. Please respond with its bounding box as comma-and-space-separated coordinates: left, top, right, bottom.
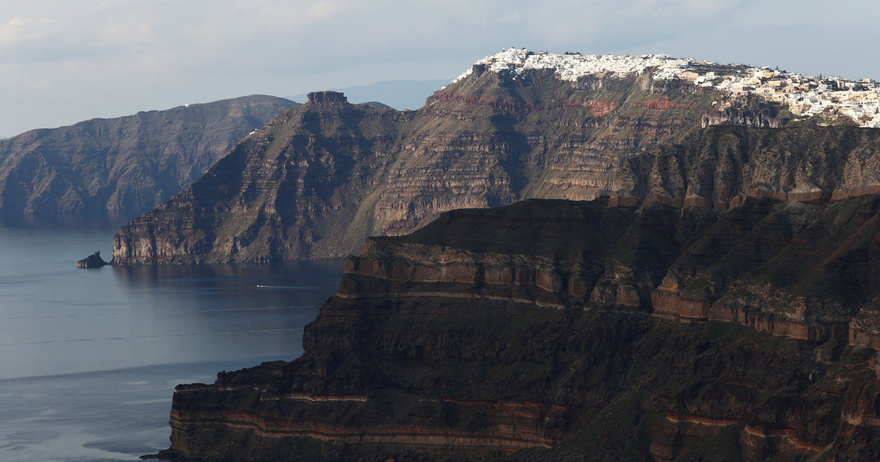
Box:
0, 226, 344, 461
109, 261, 344, 369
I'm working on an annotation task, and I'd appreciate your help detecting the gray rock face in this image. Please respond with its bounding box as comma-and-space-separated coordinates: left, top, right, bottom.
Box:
615, 125, 880, 209
0, 95, 296, 225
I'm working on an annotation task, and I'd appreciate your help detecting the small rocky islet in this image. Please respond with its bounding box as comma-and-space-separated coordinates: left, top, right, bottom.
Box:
75, 251, 108, 268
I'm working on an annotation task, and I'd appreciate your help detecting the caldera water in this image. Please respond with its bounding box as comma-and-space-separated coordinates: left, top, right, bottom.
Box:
0, 226, 342, 461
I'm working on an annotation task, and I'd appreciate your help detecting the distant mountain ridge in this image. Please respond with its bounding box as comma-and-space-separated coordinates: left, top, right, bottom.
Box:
0, 95, 296, 225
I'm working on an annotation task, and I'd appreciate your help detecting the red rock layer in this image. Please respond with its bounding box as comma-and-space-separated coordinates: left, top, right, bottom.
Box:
425, 92, 620, 116
168, 388, 562, 455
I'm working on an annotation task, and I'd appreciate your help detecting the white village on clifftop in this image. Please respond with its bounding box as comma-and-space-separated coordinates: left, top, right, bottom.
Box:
454, 49, 880, 128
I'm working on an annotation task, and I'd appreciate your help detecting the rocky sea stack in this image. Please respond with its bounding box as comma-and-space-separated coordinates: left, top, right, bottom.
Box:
76, 251, 108, 268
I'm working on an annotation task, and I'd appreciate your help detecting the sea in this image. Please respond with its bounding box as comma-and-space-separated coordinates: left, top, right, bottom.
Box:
0, 226, 344, 461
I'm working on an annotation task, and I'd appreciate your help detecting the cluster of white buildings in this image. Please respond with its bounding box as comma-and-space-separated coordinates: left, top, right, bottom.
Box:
451, 48, 691, 83
454, 49, 880, 128
692, 67, 880, 128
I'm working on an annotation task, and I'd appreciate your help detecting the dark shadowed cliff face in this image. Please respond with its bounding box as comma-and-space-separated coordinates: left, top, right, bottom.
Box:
0, 95, 296, 225
618, 125, 880, 209
160, 197, 880, 461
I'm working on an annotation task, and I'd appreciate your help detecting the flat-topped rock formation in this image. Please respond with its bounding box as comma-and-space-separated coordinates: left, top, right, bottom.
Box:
307, 91, 348, 105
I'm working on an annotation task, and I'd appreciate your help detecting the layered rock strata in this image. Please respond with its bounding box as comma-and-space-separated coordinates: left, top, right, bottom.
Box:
0, 95, 296, 224
159, 197, 880, 461
616, 125, 880, 212
113, 61, 880, 265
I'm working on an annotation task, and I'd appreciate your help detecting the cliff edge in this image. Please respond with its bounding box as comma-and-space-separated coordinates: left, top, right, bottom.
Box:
113, 50, 880, 265
112, 52, 732, 264
157, 196, 880, 461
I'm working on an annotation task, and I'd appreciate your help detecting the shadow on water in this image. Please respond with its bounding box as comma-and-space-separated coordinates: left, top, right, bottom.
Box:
112, 260, 344, 291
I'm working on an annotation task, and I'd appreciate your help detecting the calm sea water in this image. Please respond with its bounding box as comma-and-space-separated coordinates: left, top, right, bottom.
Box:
0, 227, 343, 461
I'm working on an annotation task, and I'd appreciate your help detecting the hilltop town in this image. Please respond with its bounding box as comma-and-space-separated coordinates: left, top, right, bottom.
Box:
455, 49, 880, 128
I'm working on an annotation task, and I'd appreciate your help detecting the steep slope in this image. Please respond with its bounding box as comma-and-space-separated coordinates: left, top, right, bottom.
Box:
156, 197, 880, 461
112, 58, 735, 264
373, 65, 719, 235
113, 92, 406, 263
113, 50, 880, 265
618, 125, 880, 209
0, 95, 296, 225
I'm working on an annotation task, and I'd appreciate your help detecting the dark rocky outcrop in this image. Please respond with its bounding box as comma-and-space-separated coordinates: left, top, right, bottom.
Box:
76, 251, 108, 268
157, 196, 880, 461
0, 95, 296, 225
614, 125, 880, 212
308, 91, 348, 105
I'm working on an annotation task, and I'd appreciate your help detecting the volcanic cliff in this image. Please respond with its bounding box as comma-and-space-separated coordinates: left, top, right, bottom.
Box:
0, 95, 295, 225
111, 53, 746, 264
112, 50, 880, 265
158, 196, 880, 461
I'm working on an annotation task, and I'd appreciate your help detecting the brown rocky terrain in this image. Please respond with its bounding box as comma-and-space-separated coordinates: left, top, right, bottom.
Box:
112, 61, 880, 265
0, 95, 295, 225
155, 196, 880, 461
111, 65, 738, 264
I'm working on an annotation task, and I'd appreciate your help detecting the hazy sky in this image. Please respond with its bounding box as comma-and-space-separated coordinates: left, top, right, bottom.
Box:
1, 0, 878, 136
